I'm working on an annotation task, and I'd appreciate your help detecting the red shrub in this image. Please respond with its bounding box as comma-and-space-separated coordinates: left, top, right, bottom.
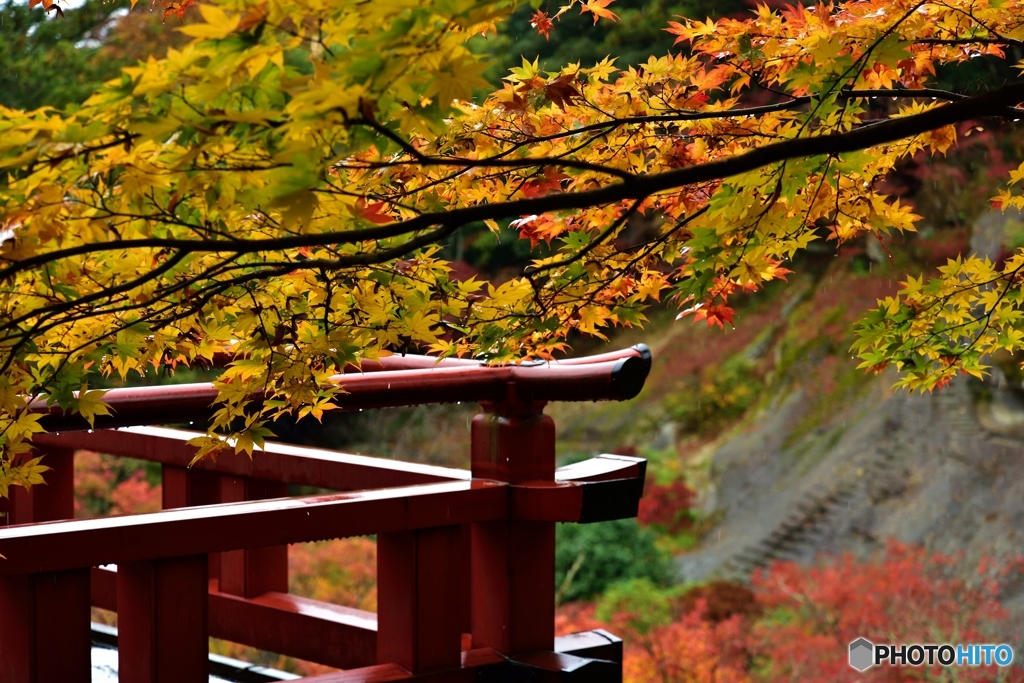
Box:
750, 540, 1023, 683
637, 480, 696, 534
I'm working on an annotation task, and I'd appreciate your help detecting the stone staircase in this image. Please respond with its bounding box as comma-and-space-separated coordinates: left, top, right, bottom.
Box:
719, 376, 1017, 581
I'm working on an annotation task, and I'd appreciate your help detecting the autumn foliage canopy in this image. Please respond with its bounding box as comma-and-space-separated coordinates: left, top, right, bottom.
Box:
1, 0, 1023, 492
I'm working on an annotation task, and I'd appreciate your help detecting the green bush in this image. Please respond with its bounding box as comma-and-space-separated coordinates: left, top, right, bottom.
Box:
555, 519, 673, 603
595, 578, 682, 634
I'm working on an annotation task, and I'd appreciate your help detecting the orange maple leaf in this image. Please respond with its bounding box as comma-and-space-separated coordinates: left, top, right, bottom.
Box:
236, 2, 268, 32
579, 0, 618, 25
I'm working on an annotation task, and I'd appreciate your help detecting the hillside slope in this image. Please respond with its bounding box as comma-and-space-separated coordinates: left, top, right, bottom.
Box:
548, 209, 1024, 641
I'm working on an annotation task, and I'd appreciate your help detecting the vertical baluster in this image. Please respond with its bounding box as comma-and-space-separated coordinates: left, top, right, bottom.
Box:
457, 523, 472, 641
0, 568, 92, 683
2, 446, 76, 526
217, 476, 288, 597
160, 465, 219, 510
377, 525, 462, 673
0, 445, 90, 683
117, 555, 208, 683
32, 446, 76, 522
161, 465, 221, 577
470, 406, 557, 655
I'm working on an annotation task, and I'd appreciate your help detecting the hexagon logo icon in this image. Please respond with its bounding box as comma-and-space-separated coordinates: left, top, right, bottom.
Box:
849, 638, 874, 672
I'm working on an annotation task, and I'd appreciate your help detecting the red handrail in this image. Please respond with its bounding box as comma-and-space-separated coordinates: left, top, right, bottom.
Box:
34, 426, 470, 491
31, 344, 651, 431
32, 427, 643, 491
210, 343, 650, 372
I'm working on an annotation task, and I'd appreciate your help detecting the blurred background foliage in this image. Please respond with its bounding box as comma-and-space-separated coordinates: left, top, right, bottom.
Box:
472, 0, 748, 85
0, 0, 190, 110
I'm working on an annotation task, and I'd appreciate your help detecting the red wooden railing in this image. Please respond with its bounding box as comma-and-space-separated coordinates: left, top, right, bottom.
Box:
0, 345, 652, 683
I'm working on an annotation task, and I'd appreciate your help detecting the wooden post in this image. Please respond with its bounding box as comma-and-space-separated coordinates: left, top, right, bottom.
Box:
377, 525, 462, 673
117, 555, 209, 683
217, 476, 289, 597
1, 447, 75, 526
0, 569, 92, 683
161, 465, 219, 509
161, 465, 221, 577
470, 406, 556, 655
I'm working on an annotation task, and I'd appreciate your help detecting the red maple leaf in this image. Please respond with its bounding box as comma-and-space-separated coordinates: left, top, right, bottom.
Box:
162, 0, 196, 21
531, 10, 555, 39
703, 304, 735, 329
354, 198, 392, 224
678, 302, 736, 330
520, 171, 569, 198
161, 0, 195, 20
544, 73, 582, 111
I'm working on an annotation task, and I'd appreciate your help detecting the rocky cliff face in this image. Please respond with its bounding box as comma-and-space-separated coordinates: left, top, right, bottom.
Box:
678, 375, 1024, 615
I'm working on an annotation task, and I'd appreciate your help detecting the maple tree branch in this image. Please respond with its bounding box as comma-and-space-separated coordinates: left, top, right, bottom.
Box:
524, 199, 644, 278
344, 153, 637, 181
3, 79, 1022, 282
350, 115, 426, 160
915, 36, 1024, 47
455, 87, 989, 161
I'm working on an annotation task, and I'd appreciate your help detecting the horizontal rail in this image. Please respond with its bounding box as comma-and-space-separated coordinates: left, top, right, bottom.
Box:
92, 567, 378, 670
35, 427, 469, 491
32, 346, 651, 431
0, 481, 505, 575
34, 428, 641, 491
553, 454, 646, 483
210, 588, 377, 670
510, 478, 644, 523
95, 556, 624, 676
0, 476, 645, 575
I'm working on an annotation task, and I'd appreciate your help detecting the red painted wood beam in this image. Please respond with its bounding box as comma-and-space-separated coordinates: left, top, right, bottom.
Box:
543, 343, 651, 367
470, 410, 556, 656
0, 474, 643, 576
92, 566, 624, 678
217, 476, 289, 597
0, 568, 91, 683
555, 454, 646, 483
0, 481, 507, 576
210, 586, 377, 670
118, 555, 208, 683
35, 426, 469, 491
378, 526, 462, 673
0, 447, 75, 527
300, 648, 509, 682
30, 348, 651, 431
209, 343, 648, 372
91, 566, 379, 670
160, 464, 223, 577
